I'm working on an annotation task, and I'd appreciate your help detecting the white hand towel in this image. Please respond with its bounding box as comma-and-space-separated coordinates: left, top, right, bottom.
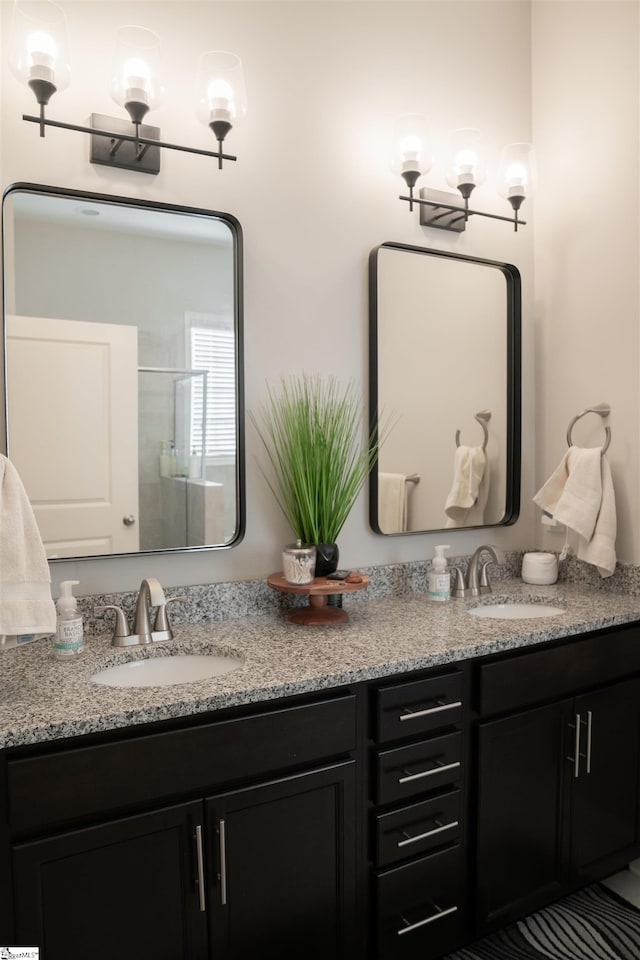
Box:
445, 446, 488, 528
533, 447, 617, 578
378, 472, 407, 534
0, 454, 56, 635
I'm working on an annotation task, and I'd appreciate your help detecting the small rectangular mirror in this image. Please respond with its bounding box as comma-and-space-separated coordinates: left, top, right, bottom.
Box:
2, 183, 245, 559
369, 241, 520, 535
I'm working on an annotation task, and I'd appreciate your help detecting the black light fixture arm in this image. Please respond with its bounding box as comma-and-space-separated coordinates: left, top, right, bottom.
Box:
399, 192, 526, 231
22, 112, 237, 165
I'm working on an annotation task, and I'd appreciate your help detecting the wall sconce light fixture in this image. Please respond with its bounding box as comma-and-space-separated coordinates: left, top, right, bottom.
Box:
392, 115, 536, 232
9, 1, 246, 175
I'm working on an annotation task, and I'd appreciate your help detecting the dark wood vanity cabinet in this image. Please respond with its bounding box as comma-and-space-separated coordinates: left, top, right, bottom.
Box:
475, 625, 640, 932
6, 692, 360, 960
6, 619, 640, 960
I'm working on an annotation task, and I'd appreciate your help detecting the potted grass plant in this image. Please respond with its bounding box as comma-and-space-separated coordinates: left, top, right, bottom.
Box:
251, 373, 380, 576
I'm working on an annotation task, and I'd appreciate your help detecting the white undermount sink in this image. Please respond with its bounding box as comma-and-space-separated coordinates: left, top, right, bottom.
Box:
91, 652, 243, 688
468, 602, 565, 620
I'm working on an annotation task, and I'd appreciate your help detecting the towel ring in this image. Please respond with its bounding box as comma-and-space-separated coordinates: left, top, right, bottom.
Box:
456, 410, 491, 451
566, 403, 611, 454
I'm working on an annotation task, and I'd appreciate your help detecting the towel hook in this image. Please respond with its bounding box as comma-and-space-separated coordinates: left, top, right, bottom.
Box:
566, 402, 611, 454
456, 409, 491, 451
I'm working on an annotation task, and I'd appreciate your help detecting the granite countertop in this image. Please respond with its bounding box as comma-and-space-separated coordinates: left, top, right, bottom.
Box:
2, 579, 640, 750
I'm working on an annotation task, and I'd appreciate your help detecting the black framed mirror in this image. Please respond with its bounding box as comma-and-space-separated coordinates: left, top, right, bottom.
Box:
2, 183, 245, 559
369, 241, 520, 535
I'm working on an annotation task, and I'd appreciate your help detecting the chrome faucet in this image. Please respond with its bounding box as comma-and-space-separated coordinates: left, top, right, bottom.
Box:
451, 545, 506, 599
99, 577, 185, 647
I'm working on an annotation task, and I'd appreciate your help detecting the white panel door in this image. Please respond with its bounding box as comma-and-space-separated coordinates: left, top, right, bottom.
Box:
6, 315, 139, 558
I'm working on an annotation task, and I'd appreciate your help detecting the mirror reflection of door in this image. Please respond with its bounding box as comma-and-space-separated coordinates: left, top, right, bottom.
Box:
6, 315, 139, 558
2, 185, 244, 559
369, 242, 520, 535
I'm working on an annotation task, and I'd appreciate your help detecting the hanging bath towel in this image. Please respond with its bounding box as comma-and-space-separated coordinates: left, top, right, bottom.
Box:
445, 445, 489, 528
378, 472, 407, 534
533, 446, 617, 578
0, 454, 56, 636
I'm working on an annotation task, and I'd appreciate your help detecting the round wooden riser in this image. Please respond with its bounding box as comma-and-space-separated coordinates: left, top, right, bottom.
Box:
267, 573, 369, 626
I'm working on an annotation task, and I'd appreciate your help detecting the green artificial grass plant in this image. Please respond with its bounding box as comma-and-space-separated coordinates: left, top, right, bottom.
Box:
251, 374, 380, 545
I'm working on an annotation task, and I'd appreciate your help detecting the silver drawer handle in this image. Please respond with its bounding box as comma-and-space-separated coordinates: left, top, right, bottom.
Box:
397, 904, 458, 936
400, 701, 462, 722
397, 819, 459, 848
195, 824, 206, 913
398, 760, 460, 785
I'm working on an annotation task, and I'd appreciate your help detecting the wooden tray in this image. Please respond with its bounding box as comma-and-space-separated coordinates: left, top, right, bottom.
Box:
267, 573, 369, 625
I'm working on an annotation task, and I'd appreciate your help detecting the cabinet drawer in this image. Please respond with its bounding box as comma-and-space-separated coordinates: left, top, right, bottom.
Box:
376, 732, 462, 806
376, 790, 462, 868
7, 694, 357, 837
478, 623, 640, 716
377, 673, 463, 744
377, 845, 465, 959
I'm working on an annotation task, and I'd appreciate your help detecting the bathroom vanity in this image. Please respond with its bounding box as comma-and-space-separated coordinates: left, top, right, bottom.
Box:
2, 583, 640, 959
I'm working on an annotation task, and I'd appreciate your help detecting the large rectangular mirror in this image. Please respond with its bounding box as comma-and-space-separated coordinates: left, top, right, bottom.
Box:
369, 241, 520, 535
2, 183, 244, 559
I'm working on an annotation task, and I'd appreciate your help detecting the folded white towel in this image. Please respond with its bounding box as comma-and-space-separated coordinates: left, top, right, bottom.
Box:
378, 472, 407, 534
0, 454, 56, 635
445, 446, 489, 528
533, 447, 617, 578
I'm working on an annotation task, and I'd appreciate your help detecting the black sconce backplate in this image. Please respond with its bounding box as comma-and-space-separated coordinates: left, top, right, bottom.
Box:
90, 113, 161, 175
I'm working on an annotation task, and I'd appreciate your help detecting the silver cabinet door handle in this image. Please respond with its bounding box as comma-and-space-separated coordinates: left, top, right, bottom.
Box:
397, 819, 459, 848
219, 819, 228, 906
397, 904, 458, 936
122, 514, 136, 526
586, 710, 593, 774
569, 712, 582, 778
195, 824, 206, 913
400, 701, 462, 722
398, 760, 460, 785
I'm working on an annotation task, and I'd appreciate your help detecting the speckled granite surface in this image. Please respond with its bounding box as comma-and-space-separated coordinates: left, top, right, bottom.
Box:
3, 579, 640, 750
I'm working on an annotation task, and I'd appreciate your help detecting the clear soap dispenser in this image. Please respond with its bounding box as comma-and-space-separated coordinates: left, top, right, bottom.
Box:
54, 580, 85, 660
428, 545, 451, 602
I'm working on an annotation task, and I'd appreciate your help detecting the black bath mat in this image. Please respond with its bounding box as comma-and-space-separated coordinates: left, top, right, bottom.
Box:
445, 884, 640, 960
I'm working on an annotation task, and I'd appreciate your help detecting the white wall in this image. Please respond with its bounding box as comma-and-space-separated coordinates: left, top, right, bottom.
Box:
1, 1, 536, 595
532, 0, 640, 564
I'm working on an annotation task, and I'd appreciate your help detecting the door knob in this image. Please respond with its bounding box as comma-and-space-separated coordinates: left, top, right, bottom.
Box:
123, 514, 136, 526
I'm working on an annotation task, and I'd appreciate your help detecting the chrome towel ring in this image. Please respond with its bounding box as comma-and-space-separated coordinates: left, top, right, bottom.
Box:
566, 403, 611, 454
456, 409, 491, 451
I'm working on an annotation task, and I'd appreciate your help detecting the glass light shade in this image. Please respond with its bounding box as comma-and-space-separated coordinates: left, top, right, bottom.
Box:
110, 26, 164, 121
497, 143, 537, 204
196, 51, 247, 128
389, 114, 432, 180
9, 0, 71, 99
445, 128, 487, 193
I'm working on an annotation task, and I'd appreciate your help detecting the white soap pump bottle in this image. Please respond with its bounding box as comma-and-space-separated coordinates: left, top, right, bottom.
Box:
54, 580, 85, 660
428, 545, 451, 603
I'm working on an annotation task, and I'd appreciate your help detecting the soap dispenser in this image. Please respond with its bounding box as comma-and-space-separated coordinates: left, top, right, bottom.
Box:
428, 545, 451, 603
54, 580, 85, 660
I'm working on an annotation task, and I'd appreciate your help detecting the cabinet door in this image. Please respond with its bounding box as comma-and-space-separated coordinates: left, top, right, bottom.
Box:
206, 760, 357, 959
476, 699, 572, 928
572, 677, 640, 879
13, 800, 208, 960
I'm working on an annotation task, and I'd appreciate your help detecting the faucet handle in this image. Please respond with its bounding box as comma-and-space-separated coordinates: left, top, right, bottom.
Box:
153, 596, 187, 640
450, 566, 466, 599
97, 604, 131, 646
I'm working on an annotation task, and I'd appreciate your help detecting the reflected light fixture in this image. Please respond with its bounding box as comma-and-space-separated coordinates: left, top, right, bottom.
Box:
392, 116, 535, 232
9, 1, 245, 175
